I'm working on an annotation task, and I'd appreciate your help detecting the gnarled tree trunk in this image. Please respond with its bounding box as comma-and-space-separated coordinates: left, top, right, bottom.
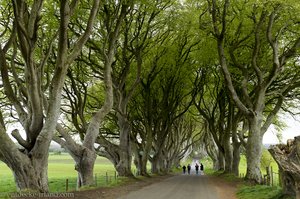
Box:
151, 149, 165, 174
75, 148, 97, 186
269, 136, 300, 198
0, 129, 49, 192
115, 105, 134, 177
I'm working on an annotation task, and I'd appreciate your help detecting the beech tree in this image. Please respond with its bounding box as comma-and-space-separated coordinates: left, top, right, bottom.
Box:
53, 2, 129, 186
0, 0, 100, 192
164, 115, 201, 171
202, 0, 300, 183
95, 0, 171, 177
91, 0, 201, 177
129, 30, 199, 174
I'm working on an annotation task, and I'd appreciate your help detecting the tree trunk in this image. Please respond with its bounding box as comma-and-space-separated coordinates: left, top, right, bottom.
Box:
205, 134, 221, 170
8, 154, 49, 192
75, 148, 97, 186
54, 127, 98, 188
212, 157, 221, 170
151, 157, 159, 174
218, 151, 225, 171
232, 142, 241, 176
116, 114, 134, 177
151, 137, 168, 174
223, 130, 233, 173
245, 116, 263, 183
173, 158, 181, 169
132, 143, 141, 176
0, 121, 51, 192
232, 116, 242, 176
151, 153, 163, 174
140, 125, 153, 176
140, 153, 149, 176
116, 153, 133, 177
269, 136, 300, 198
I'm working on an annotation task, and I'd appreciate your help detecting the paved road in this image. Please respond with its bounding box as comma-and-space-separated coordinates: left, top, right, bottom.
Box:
117, 174, 219, 199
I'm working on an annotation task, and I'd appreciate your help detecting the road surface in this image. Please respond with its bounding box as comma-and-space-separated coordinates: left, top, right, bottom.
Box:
117, 174, 220, 199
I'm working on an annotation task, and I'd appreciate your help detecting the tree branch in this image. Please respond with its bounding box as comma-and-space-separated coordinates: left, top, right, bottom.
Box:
11, 129, 30, 149
210, 0, 252, 116
67, 0, 100, 64
252, 10, 267, 85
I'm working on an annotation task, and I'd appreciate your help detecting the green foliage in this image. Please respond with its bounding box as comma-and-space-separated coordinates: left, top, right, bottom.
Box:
86, 81, 106, 109
201, 156, 214, 170
0, 0, 299, 195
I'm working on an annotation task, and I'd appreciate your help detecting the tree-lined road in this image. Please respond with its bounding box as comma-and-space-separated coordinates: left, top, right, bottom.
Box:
117, 174, 220, 199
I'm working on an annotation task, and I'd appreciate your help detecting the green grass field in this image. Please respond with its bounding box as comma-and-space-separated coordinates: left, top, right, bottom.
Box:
0, 153, 116, 193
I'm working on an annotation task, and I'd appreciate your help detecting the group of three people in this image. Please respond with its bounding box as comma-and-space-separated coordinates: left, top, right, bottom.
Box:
182, 163, 204, 175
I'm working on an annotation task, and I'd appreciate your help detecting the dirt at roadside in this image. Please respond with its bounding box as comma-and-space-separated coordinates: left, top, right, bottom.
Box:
208, 175, 241, 199
73, 175, 173, 199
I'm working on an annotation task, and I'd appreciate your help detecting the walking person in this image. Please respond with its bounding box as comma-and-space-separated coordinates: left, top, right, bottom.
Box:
187, 164, 191, 175
182, 165, 186, 174
195, 163, 199, 175
200, 163, 204, 175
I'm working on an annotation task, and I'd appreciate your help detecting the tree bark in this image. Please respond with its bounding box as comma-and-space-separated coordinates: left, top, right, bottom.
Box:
223, 128, 233, 173
116, 112, 134, 177
232, 145, 241, 176
53, 127, 98, 187
232, 131, 241, 176
140, 124, 154, 176
218, 150, 225, 171
132, 143, 142, 176
269, 136, 300, 198
204, 131, 221, 170
75, 148, 97, 186
151, 147, 166, 174
0, 124, 49, 192
10, 157, 48, 192
245, 116, 263, 183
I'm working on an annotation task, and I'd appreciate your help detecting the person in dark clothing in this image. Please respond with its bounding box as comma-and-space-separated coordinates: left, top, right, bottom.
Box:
195, 163, 199, 175
187, 164, 191, 174
200, 163, 204, 175
182, 165, 186, 174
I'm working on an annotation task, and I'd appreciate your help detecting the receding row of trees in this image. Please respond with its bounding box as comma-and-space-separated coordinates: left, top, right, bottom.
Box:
0, 0, 299, 196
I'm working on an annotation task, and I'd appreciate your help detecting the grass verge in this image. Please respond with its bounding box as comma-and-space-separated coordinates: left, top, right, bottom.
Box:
206, 170, 295, 199
237, 185, 295, 199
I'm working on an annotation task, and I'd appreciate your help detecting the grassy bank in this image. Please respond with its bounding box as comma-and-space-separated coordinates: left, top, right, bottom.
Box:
201, 152, 294, 199
237, 185, 294, 199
